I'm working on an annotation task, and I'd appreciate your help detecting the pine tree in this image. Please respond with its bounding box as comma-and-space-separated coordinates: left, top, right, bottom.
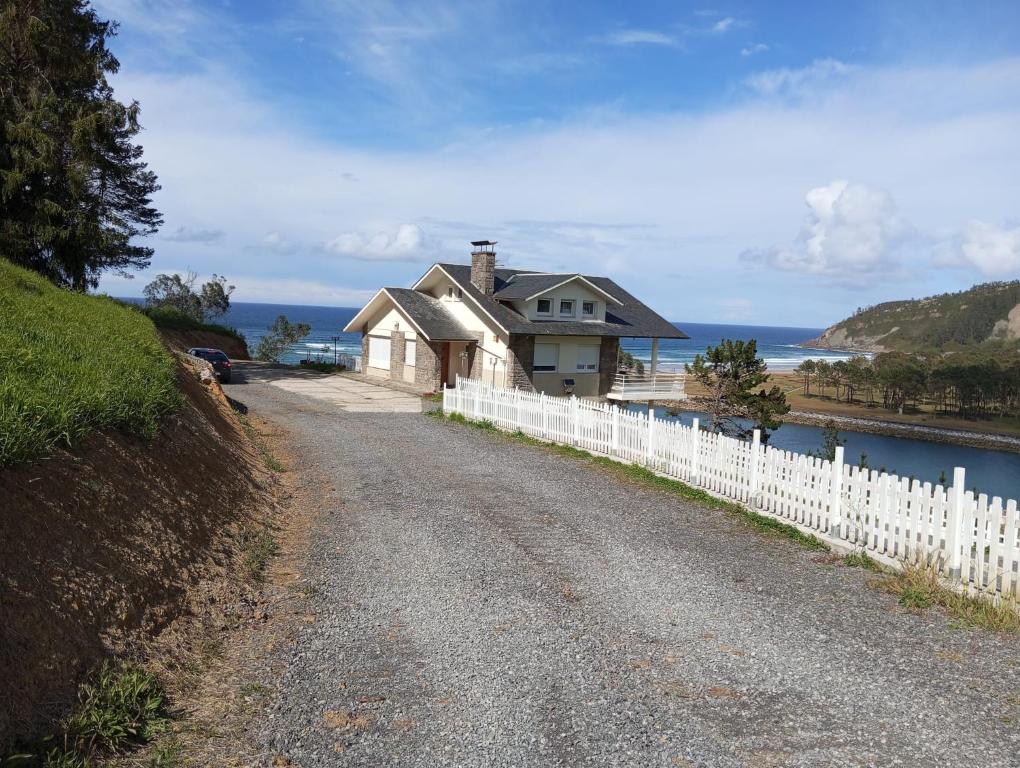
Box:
1, 0, 162, 289
686, 339, 790, 442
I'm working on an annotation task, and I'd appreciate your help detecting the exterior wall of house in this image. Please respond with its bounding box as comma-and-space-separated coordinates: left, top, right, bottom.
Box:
509, 281, 608, 323
389, 330, 405, 381
420, 273, 508, 387
528, 334, 611, 397
361, 304, 418, 379
506, 334, 535, 391
414, 340, 443, 391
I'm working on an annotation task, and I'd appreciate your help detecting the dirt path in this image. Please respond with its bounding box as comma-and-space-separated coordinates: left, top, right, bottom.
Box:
228, 376, 1020, 768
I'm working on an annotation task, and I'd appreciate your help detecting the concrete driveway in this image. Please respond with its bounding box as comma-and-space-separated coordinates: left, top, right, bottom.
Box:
229, 362, 424, 413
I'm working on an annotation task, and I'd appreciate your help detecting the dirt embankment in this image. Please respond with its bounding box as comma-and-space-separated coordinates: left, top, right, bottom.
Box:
0, 358, 273, 750
158, 328, 251, 359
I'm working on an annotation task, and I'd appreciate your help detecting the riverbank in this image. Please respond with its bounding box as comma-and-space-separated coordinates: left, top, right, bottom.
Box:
662, 397, 1020, 454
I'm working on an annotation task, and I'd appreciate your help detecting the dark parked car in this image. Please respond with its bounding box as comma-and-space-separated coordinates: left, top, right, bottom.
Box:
187, 347, 232, 383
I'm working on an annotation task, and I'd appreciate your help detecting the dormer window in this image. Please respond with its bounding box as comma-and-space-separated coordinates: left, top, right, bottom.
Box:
536, 298, 552, 316
559, 299, 575, 317
582, 300, 596, 318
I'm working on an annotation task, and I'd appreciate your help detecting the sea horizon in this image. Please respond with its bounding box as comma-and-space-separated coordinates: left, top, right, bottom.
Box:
126, 298, 860, 371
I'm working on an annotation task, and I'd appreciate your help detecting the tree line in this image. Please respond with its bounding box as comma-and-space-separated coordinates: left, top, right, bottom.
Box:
796, 350, 1020, 418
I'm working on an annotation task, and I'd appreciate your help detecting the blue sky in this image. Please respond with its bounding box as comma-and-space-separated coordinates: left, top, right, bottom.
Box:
95, 0, 1020, 326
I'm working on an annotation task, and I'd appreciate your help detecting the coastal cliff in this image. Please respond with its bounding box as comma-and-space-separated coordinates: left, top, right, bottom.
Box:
804, 280, 1020, 353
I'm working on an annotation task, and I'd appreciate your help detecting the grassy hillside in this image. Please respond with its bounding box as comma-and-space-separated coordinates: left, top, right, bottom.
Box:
0, 259, 180, 466
806, 281, 1020, 352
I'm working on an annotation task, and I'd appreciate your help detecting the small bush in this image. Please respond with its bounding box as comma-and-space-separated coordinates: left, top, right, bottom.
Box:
140, 305, 245, 343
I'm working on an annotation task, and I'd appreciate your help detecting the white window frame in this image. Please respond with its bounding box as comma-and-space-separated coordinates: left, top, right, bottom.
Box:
534, 342, 559, 372
405, 339, 416, 366
582, 300, 597, 318
576, 345, 599, 373
559, 299, 575, 317
536, 298, 553, 316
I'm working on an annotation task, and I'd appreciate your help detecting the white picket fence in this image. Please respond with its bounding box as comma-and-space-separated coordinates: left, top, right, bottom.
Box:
444, 377, 1020, 599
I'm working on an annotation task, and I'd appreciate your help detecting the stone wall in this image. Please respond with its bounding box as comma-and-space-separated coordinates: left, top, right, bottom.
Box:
506, 334, 535, 391
599, 337, 620, 395
415, 340, 443, 391
469, 332, 484, 378
389, 331, 406, 381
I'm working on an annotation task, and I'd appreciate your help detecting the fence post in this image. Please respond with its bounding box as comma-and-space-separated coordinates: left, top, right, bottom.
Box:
541, 393, 548, 438
646, 407, 656, 468
749, 429, 761, 505
571, 395, 580, 446
946, 466, 967, 581
611, 406, 620, 454
691, 417, 700, 484
829, 445, 844, 538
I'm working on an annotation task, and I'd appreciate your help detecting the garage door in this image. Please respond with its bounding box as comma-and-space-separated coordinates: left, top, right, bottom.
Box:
368, 336, 391, 369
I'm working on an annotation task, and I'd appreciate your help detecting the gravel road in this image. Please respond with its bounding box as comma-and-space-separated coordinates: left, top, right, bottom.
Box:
234, 377, 1020, 768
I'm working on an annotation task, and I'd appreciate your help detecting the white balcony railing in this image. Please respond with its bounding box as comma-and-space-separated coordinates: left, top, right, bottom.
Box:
606, 372, 686, 401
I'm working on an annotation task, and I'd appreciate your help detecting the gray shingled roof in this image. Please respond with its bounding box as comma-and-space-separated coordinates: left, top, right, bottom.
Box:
492, 273, 574, 300
438, 264, 688, 339
385, 288, 477, 341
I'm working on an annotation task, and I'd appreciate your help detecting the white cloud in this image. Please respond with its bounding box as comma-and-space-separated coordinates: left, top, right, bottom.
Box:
741, 181, 913, 283
935, 221, 1020, 276
712, 17, 736, 33
325, 224, 432, 262
163, 225, 224, 243
741, 43, 769, 57
745, 58, 853, 96
98, 57, 1020, 324
600, 29, 676, 47
259, 232, 300, 255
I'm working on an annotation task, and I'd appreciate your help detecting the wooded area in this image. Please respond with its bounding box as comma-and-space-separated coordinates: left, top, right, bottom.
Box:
796, 350, 1020, 418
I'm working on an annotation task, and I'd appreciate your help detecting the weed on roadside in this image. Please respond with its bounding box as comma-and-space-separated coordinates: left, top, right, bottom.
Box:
2, 662, 170, 767
240, 529, 279, 583
871, 562, 1020, 633
843, 550, 883, 571
235, 412, 285, 472
146, 736, 184, 768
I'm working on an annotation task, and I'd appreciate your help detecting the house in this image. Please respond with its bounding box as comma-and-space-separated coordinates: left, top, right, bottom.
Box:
342, 241, 687, 396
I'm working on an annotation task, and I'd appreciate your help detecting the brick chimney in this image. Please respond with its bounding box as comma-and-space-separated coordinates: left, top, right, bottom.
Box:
470, 240, 496, 295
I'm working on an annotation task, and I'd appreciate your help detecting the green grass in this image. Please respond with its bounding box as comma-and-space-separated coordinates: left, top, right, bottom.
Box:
2, 662, 170, 767
843, 550, 884, 571
240, 529, 279, 583
139, 305, 246, 343
0, 260, 181, 467
435, 410, 828, 552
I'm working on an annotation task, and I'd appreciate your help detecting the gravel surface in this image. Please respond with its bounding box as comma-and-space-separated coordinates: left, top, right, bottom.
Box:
232, 378, 1020, 768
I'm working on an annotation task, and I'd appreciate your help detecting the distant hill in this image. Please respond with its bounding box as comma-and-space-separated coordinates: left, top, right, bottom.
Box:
805, 281, 1020, 353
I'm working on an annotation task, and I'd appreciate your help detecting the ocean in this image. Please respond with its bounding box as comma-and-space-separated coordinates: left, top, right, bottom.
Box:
215, 301, 855, 370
